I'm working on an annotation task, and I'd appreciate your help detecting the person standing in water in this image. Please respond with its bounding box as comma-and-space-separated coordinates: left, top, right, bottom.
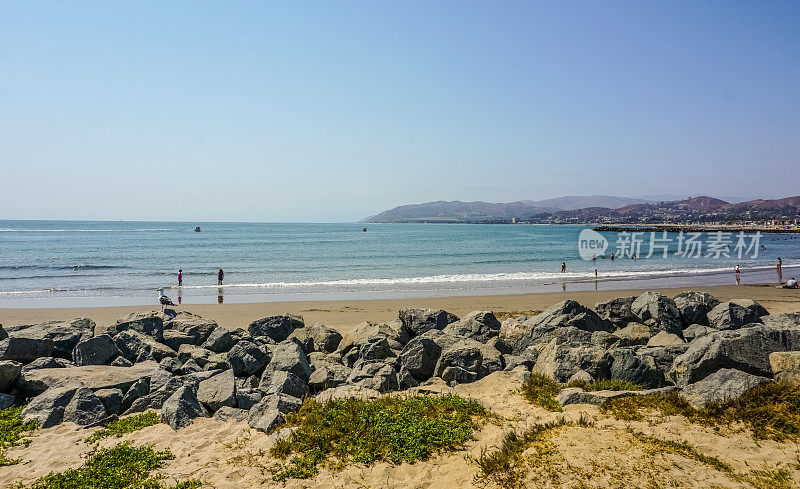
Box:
561, 262, 566, 273
178, 269, 183, 287
218, 268, 224, 285
778, 257, 782, 271
735, 265, 741, 284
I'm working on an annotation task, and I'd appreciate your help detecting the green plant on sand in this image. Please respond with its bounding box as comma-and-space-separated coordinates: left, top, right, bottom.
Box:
85, 411, 161, 444
0, 405, 37, 466
520, 373, 563, 412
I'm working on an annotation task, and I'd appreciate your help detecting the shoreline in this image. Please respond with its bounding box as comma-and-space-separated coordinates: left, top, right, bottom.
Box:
2, 282, 798, 332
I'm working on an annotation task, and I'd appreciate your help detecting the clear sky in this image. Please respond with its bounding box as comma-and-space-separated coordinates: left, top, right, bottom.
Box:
1, 1, 798, 222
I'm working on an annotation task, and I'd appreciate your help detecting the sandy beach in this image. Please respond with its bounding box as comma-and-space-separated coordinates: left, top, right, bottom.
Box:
2, 283, 798, 333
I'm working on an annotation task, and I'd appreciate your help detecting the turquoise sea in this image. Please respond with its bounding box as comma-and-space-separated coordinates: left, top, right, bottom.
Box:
1, 221, 798, 307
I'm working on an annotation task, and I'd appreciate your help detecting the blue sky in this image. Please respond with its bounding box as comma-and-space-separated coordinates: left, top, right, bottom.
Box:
1, 1, 798, 221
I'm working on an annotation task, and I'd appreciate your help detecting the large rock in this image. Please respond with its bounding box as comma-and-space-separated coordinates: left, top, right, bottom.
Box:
338, 321, 408, 356
307, 364, 350, 393
105, 313, 164, 341
121, 377, 151, 412
558, 386, 677, 407
347, 361, 399, 393
227, 341, 270, 376
358, 336, 396, 361
0, 360, 22, 392
247, 394, 303, 431
442, 311, 501, 342
162, 330, 195, 351
6, 318, 94, 359
669, 323, 800, 385
197, 369, 236, 411
18, 361, 161, 397
164, 313, 217, 345
115, 330, 176, 362
72, 334, 120, 366
0, 325, 6, 341
177, 344, 216, 367
399, 336, 442, 382
201, 328, 237, 353
235, 387, 263, 410
21, 356, 73, 372
594, 296, 638, 328
608, 348, 665, 389
611, 323, 652, 347
260, 370, 308, 399
630, 292, 682, 336
0, 337, 55, 363
248, 315, 304, 343
707, 300, 767, 330
94, 388, 123, 415
161, 385, 208, 429
533, 340, 612, 383
499, 317, 528, 340
398, 308, 458, 337
261, 341, 311, 382
673, 291, 720, 327
62, 387, 108, 425
433, 337, 503, 384
214, 406, 248, 422
769, 351, 800, 384
512, 301, 610, 354
683, 324, 718, 343
680, 368, 770, 408
647, 332, 685, 347
288, 323, 343, 354
22, 385, 79, 428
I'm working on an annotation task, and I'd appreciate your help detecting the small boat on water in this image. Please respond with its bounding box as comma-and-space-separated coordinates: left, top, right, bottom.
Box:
194, 226, 202, 232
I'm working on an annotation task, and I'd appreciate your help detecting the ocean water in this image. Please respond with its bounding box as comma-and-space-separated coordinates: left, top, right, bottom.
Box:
1, 221, 798, 307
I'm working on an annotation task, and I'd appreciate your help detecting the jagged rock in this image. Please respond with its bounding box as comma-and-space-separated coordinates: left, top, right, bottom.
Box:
558, 386, 678, 406
762, 312, 800, 329
72, 334, 119, 366
260, 370, 308, 399
110, 356, 132, 367
348, 361, 399, 393
338, 322, 407, 357
204, 353, 230, 371
248, 394, 303, 431
164, 313, 218, 345
499, 317, 528, 340
197, 369, 236, 411
161, 385, 208, 430
638, 345, 687, 381
399, 337, 442, 382
313, 384, 381, 403
0, 360, 22, 392
288, 323, 343, 354
21, 356, 73, 372
18, 361, 161, 397
63, 387, 107, 425
442, 311, 501, 342
673, 291, 720, 327
95, 388, 123, 415
0, 393, 17, 411
235, 387, 263, 410
261, 341, 311, 382
0, 325, 6, 341
177, 344, 215, 367
502, 354, 535, 372
669, 323, 800, 385
307, 364, 350, 392
594, 296, 639, 328
683, 324, 718, 343
630, 292, 682, 336
0, 337, 55, 363
707, 300, 767, 330
202, 328, 236, 353
160, 357, 182, 373
608, 348, 664, 389
213, 406, 248, 422
180, 359, 203, 374
681, 368, 770, 408
433, 337, 503, 384
769, 351, 800, 384
227, 341, 270, 377
121, 377, 151, 411
512, 301, 610, 354
162, 330, 195, 352
532, 340, 612, 383
248, 315, 304, 343
567, 370, 594, 385
647, 331, 685, 347
359, 336, 396, 361
22, 385, 79, 428
6, 318, 94, 359
398, 308, 458, 337
591, 331, 617, 349
398, 367, 419, 389
104, 313, 164, 341
487, 337, 512, 355
115, 330, 176, 362
611, 323, 652, 347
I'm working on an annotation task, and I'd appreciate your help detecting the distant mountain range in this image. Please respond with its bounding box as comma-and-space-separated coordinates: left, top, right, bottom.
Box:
362, 195, 800, 224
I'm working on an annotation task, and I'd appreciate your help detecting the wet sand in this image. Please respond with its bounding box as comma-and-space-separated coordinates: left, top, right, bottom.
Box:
2, 283, 798, 333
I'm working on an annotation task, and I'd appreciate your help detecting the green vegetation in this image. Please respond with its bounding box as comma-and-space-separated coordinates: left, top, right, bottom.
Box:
0, 405, 37, 466
566, 378, 642, 392
270, 394, 488, 481
85, 411, 161, 444
520, 373, 563, 412
473, 416, 593, 489
21, 442, 200, 489
601, 381, 800, 441
630, 431, 734, 475
748, 469, 793, 489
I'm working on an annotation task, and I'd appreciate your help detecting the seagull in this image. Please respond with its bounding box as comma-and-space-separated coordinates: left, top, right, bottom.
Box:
158, 288, 175, 310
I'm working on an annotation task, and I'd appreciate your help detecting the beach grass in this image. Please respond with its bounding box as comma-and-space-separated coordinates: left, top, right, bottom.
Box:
519, 373, 563, 412
601, 381, 800, 441
270, 394, 488, 481
85, 411, 160, 444
0, 406, 37, 466
565, 378, 643, 392
19, 442, 200, 489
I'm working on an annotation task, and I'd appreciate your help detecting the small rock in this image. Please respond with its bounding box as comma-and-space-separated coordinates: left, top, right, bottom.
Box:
197, 369, 236, 411
227, 341, 270, 377
213, 406, 248, 422
647, 331, 685, 347
63, 387, 108, 425
161, 385, 208, 429
680, 368, 770, 408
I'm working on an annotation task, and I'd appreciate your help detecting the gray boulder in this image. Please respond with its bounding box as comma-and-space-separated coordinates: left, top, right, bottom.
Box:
94, 388, 123, 415
227, 341, 270, 376
433, 337, 503, 384
162, 330, 195, 351
260, 370, 308, 399
673, 291, 720, 327
630, 291, 682, 336
164, 313, 217, 345
63, 387, 108, 425
769, 351, 800, 384
7, 318, 94, 359
22, 385, 79, 428
21, 356, 73, 372
110, 356, 133, 367
213, 406, 248, 422
683, 324, 718, 343
161, 385, 208, 429
338, 321, 408, 356
0, 393, 17, 411
707, 300, 767, 330
121, 377, 151, 411
261, 341, 311, 382
594, 296, 638, 328
18, 361, 161, 397
307, 364, 350, 393
647, 332, 685, 347
532, 340, 612, 383
107, 313, 164, 341
442, 311, 501, 342
115, 330, 176, 362
681, 368, 770, 408
608, 348, 664, 389
248, 315, 304, 343
347, 361, 399, 393
248, 394, 303, 431
72, 334, 120, 366
358, 336, 396, 361
180, 359, 203, 374
398, 308, 457, 337
235, 387, 263, 410
0, 324, 6, 341
0, 337, 55, 363
288, 323, 342, 354
512, 301, 610, 354
177, 344, 215, 367
197, 369, 236, 411
201, 328, 236, 353
399, 336, 442, 382
611, 323, 651, 347
0, 360, 22, 392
